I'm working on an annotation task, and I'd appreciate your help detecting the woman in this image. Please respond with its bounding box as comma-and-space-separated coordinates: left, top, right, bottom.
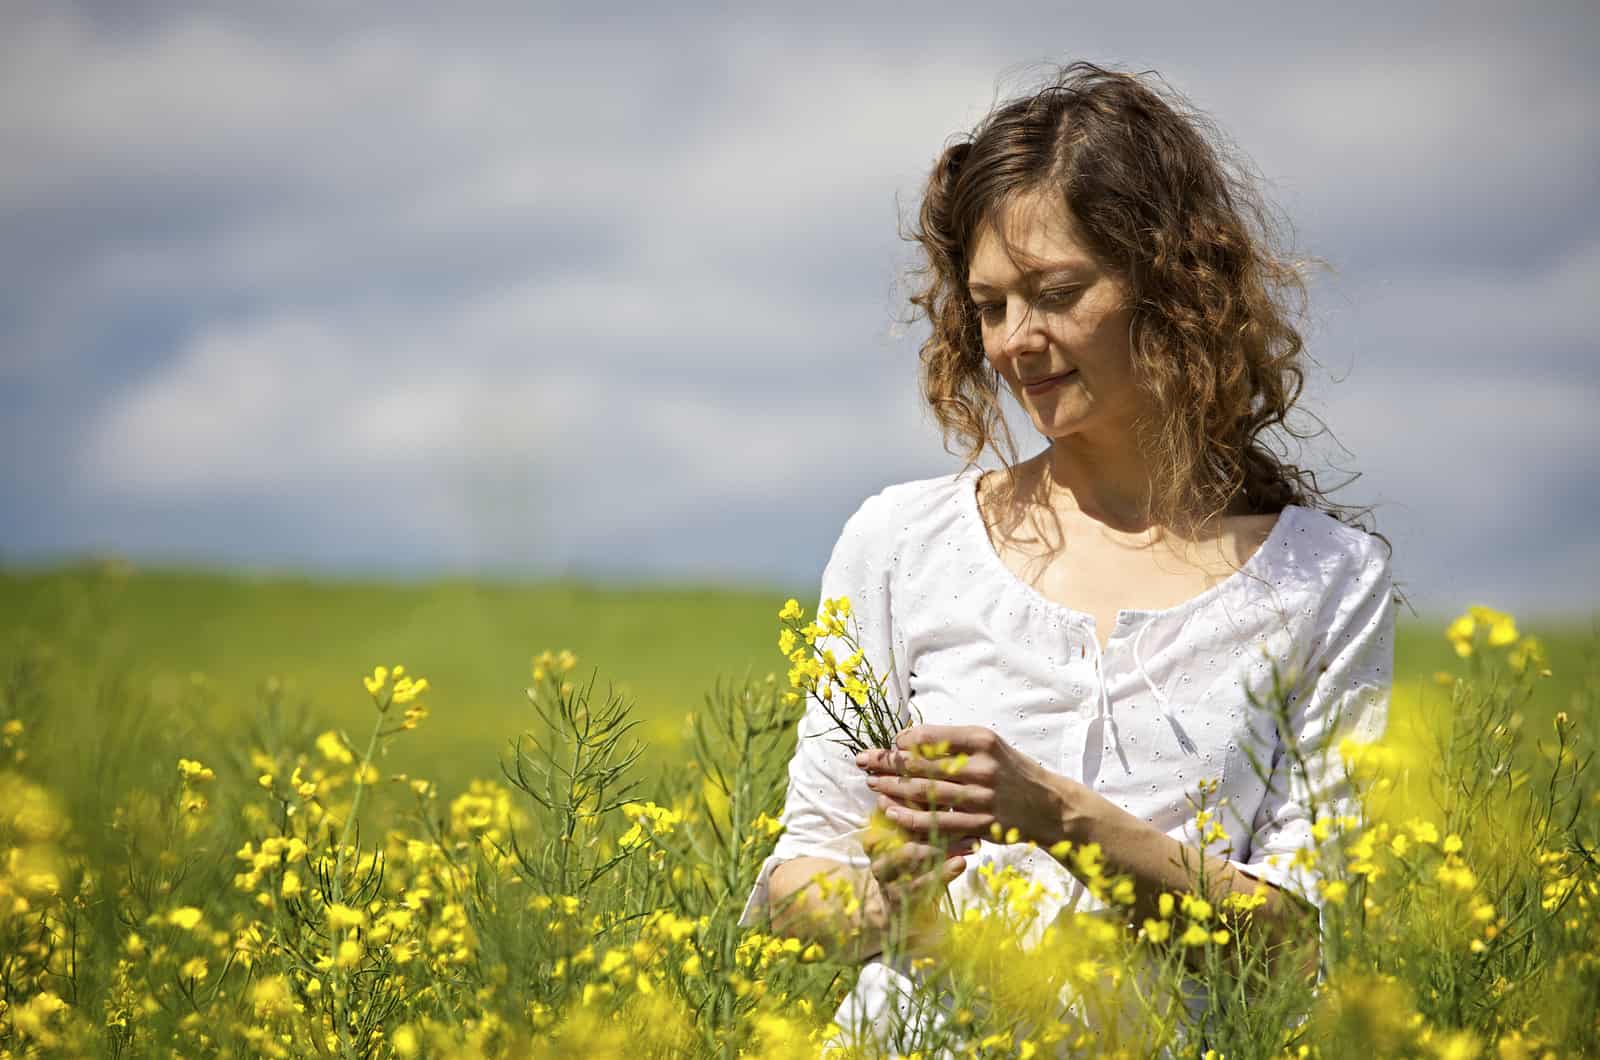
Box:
740, 62, 1397, 1053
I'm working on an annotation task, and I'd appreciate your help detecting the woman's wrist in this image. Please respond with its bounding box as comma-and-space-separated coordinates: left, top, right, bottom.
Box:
1044, 772, 1101, 848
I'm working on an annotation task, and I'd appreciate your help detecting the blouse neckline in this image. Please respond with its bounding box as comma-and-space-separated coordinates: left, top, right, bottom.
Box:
955, 464, 1301, 641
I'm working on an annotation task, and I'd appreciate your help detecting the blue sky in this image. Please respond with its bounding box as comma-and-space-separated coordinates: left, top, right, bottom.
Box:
3, 1, 1597, 618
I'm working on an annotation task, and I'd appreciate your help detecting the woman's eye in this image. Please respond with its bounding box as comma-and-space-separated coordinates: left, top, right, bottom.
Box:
1038, 287, 1079, 305
974, 302, 1004, 321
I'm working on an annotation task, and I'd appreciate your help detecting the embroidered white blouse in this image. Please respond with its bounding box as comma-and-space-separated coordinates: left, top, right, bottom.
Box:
739, 466, 1395, 1047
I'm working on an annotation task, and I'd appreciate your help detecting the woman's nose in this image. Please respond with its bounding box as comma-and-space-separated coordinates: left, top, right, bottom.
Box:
1000, 299, 1046, 357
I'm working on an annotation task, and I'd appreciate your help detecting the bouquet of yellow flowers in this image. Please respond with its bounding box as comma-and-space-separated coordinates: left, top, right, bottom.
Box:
777, 595, 918, 755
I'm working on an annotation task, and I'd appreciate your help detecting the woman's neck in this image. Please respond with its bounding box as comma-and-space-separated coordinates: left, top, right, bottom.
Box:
1036, 440, 1157, 533
988, 446, 1249, 545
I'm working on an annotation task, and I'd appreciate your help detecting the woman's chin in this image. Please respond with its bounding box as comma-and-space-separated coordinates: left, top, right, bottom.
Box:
1029, 415, 1088, 440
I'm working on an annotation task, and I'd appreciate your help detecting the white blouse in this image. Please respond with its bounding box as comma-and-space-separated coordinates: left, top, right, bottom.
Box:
740, 466, 1394, 1049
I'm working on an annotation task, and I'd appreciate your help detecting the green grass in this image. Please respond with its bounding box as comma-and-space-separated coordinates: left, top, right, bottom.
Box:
0, 564, 801, 796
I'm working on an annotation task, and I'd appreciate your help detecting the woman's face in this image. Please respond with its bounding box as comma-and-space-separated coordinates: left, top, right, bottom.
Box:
967, 189, 1144, 443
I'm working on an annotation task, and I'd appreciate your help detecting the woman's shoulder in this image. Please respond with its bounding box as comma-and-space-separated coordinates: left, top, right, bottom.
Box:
837, 469, 974, 533
1273, 504, 1393, 603
826, 469, 975, 565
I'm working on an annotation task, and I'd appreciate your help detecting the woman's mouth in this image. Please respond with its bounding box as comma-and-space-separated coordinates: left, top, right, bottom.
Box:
1022, 369, 1078, 395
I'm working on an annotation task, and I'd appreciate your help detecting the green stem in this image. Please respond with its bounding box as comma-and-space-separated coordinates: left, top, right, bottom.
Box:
329, 703, 387, 1060
335, 708, 388, 893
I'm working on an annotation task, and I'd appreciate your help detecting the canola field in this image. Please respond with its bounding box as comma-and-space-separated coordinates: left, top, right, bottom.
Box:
0, 562, 1595, 1057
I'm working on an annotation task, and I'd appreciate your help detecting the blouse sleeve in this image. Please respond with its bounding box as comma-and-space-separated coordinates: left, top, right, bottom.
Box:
738, 488, 911, 929
1227, 532, 1396, 916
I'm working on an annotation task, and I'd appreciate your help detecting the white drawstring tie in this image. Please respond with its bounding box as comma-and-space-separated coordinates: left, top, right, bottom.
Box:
1132, 617, 1198, 756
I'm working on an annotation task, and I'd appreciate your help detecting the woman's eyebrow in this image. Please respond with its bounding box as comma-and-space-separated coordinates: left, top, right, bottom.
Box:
967, 261, 1090, 294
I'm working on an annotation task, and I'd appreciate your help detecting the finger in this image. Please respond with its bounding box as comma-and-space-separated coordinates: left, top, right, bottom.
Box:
883, 856, 967, 909
872, 841, 946, 883
872, 837, 977, 882
867, 774, 992, 811
893, 725, 998, 755
856, 747, 968, 781
861, 815, 934, 860
879, 801, 996, 841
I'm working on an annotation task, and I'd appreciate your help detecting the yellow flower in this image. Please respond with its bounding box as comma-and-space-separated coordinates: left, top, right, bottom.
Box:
1434, 1030, 1482, 1060
327, 903, 368, 930
1179, 922, 1211, 946
177, 758, 215, 783
363, 666, 389, 695
392, 675, 429, 705
167, 907, 205, 931
778, 598, 803, 621
179, 957, 209, 981
751, 813, 785, 839
393, 1027, 421, 1058
377, 908, 414, 933
1072, 841, 1105, 880
1408, 819, 1440, 846
1223, 889, 1270, 914
1436, 857, 1477, 892
1476, 607, 1518, 646
316, 730, 354, 765
1142, 918, 1171, 943
335, 938, 363, 968
1445, 605, 1519, 657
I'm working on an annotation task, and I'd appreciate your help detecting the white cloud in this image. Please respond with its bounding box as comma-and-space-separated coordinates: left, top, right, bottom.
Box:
5, 3, 1597, 609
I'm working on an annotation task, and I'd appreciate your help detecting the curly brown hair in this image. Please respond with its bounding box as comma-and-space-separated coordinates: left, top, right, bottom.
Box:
903, 61, 1388, 554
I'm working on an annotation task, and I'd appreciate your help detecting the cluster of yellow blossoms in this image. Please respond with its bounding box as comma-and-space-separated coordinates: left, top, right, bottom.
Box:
779, 596, 874, 709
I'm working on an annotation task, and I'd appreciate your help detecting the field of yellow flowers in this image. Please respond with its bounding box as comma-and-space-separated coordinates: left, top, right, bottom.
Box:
0, 566, 1595, 1058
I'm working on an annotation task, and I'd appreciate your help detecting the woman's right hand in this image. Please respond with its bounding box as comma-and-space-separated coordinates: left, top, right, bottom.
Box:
861, 811, 975, 956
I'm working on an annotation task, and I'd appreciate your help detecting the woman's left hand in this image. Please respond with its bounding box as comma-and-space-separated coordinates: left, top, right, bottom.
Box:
855, 725, 1082, 849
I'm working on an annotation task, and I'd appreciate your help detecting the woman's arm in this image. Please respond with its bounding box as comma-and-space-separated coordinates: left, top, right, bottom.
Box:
1054, 780, 1319, 981
859, 729, 1320, 981
768, 857, 886, 962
